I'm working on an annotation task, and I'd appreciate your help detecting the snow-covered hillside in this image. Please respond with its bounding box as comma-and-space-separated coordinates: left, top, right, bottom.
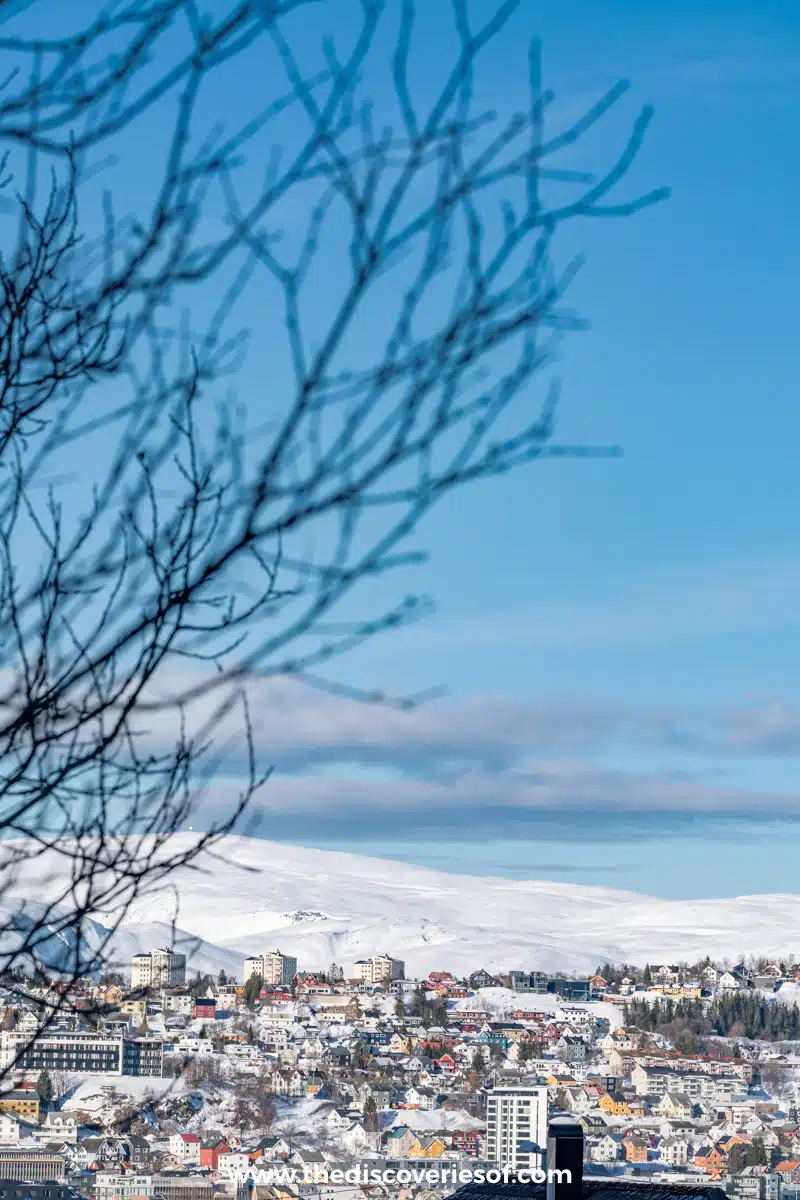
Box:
4, 833, 800, 975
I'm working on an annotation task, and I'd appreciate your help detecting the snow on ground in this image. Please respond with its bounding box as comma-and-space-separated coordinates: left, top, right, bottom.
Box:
384, 1109, 484, 1132
63, 1074, 188, 1123
7, 833, 800, 975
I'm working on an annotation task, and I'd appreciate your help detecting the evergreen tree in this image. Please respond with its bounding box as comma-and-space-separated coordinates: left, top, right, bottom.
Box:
747, 1138, 767, 1167
518, 1040, 537, 1064
363, 1095, 379, 1133
244, 975, 261, 1010
727, 1144, 747, 1174
430, 998, 448, 1026
218, 969, 228, 986
409, 988, 427, 1018
37, 1070, 53, 1110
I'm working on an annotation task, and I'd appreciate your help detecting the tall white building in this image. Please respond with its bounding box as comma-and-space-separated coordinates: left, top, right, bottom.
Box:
486, 1085, 548, 1172
243, 950, 297, 987
351, 954, 405, 983
131, 947, 186, 989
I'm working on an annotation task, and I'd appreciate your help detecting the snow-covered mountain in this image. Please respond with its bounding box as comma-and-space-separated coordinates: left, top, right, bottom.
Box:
5, 834, 800, 976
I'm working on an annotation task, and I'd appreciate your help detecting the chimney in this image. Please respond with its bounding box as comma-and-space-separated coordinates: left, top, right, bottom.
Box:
546, 1119, 583, 1200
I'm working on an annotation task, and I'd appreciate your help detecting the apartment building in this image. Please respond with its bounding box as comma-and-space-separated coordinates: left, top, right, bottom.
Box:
0, 1031, 163, 1077
95, 1174, 154, 1200
121, 1037, 164, 1077
0, 1151, 66, 1182
485, 1085, 548, 1172
351, 954, 405, 983
243, 951, 297, 987
130, 948, 186, 989
0, 1091, 40, 1121
95, 1174, 211, 1200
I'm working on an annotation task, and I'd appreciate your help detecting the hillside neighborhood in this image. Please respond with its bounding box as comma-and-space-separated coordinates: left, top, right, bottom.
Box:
0, 950, 800, 1200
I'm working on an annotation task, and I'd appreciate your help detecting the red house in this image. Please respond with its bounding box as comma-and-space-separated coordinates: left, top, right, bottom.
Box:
452, 1130, 480, 1156
195, 997, 217, 1019
200, 1137, 230, 1169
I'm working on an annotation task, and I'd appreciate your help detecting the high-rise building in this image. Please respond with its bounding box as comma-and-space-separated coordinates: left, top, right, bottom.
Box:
131, 948, 186, 989
485, 1085, 548, 1172
351, 954, 405, 983
243, 950, 297, 987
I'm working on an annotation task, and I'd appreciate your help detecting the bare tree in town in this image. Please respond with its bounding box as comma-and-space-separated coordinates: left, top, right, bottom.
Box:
0, 0, 664, 1070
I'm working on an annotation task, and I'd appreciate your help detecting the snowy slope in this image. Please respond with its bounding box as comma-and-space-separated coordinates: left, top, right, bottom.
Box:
4, 833, 800, 975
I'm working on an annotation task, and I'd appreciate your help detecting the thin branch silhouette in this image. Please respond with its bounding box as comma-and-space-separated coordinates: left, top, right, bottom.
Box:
0, 0, 666, 1078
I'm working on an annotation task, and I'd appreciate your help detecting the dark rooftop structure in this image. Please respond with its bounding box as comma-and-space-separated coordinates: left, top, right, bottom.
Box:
453, 1185, 729, 1200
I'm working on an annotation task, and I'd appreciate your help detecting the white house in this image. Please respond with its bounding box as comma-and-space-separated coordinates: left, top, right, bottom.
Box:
0, 1113, 20, 1144
34, 1112, 78, 1144
168, 1132, 201, 1164
218, 1151, 252, 1176
658, 1135, 691, 1166
588, 1134, 622, 1164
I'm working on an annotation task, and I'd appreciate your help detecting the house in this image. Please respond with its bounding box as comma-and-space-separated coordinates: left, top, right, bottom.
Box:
194, 998, 217, 1019
598, 1094, 631, 1117
587, 1134, 623, 1164
218, 1151, 252, 1176
75, 1137, 132, 1170
127, 1136, 155, 1170
719, 970, 751, 992
169, 1133, 202, 1165
622, 1135, 650, 1164
556, 1035, 586, 1064
694, 1143, 728, 1178
653, 965, 681, 985
775, 1162, 800, 1185
469, 970, 497, 990
290, 1148, 328, 1168
384, 1127, 417, 1157
658, 1135, 691, 1166
0, 1114, 20, 1144
657, 1093, 694, 1120
34, 1113, 78, 1144
251, 1136, 291, 1161
452, 1131, 480, 1156
403, 1086, 438, 1110
589, 976, 609, 996
326, 1108, 358, 1132
408, 1135, 447, 1159
199, 1137, 230, 1169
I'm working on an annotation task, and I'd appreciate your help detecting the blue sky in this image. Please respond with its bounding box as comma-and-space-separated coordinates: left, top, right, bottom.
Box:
11, 0, 800, 898
248, 0, 800, 895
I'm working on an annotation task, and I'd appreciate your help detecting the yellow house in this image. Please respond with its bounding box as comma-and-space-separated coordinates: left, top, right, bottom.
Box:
98, 985, 124, 1004
119, 997, 147, 1018
0, 1091, 40, 1120
598, 1094, 631, 1117
408, 1137, 447, 1160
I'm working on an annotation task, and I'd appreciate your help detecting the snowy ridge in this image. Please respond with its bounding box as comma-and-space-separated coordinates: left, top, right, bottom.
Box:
4, 833, 800, 975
